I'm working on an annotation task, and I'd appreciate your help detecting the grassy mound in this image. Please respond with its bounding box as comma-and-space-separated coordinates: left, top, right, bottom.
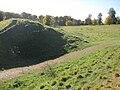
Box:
0, 45, 119, 90
0, 19, 68, 69
1, 19, 94, 70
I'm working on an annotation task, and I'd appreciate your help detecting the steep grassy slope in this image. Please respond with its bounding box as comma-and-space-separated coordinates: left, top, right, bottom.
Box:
0, 45, 119, 90
0, 19, 68, 69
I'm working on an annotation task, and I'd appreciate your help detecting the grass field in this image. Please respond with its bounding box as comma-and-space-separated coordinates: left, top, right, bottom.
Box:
0, 19, 120, 89
0, 45, 119, 90
61, 25, 120, 52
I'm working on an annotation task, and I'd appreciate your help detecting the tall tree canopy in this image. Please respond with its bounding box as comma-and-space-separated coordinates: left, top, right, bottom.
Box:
43, 15, 51, 26
107, 8, 116, 24
97, 13, 102, 25
116, 17, 120, 24
0, 11, 4, 21
66, 20, 72, 26
104, 16, 112, 25
92, 18, 97, 25
85, 14, 92, 25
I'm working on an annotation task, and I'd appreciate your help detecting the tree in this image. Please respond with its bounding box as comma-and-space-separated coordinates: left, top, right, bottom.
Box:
21, 12, 32, 20
13, 13, 21, 18
4, 12, 15, 19
31, 15, 37, 21
0, 11, 4, 21
116, 17, 120, 24
39, 15, 44, 24
72, 19, 78, 26
50, 16, 56, 27
88, 14, 92, 19
21, 12, 29, 19
97, 13, 102, 25
85, 14, 92, 25
78, 20, 82, 25
92, 18, 97, 25
104, 16, 112, 25
43, 15, 51, 26
58, 16, 66, 26
108, 8, 116, 24
66, 20, 72, 26
54, 16, 59, 26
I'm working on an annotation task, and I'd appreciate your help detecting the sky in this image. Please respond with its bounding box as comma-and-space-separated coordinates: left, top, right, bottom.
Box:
0, 0, 120, 21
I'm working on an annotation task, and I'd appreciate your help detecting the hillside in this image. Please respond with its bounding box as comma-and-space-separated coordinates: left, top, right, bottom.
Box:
0, 45, 119, 90
0, 19, 93, 70
0, 19, 68, 69
0, 19, 99, 70
0, 19, 120, 70
0, 20, 120, 89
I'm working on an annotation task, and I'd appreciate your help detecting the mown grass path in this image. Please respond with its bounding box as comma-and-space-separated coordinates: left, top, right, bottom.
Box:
0, 40, 120, 81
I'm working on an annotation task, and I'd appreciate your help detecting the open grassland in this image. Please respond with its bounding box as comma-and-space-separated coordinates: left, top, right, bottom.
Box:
0, 45, 120, 90
61, 25, 120, 52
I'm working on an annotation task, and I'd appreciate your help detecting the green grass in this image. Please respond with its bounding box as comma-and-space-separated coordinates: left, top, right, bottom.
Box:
0, 19, 13, 31
61, 25, 120, 52
0, 19, 120, 89
0, 19, 67, 69
0, 45, 120, 90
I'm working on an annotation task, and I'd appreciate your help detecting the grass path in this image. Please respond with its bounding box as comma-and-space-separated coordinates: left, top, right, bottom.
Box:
0, 40, 119, 81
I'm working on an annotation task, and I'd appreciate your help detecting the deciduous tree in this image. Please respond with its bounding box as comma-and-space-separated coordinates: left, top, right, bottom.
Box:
116, 17, 120, 24
92, 18, 97, 25
66, 20, 72, 26
104, 16, 112, 25
43, 15, 51, 26
85, 14, 92, 25
0, 11, 4, 21
108, 8, 116, 24
97, 13, 102, 25
39, 15, 44, 24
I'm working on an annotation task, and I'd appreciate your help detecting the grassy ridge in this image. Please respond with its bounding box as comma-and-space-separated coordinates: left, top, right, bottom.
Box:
0, 19, 13, 31
0, 45, 119, 90
61, 25, 120, 52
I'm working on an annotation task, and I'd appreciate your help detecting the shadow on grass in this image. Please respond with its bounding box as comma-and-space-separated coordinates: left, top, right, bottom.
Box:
0, 22, 67, 69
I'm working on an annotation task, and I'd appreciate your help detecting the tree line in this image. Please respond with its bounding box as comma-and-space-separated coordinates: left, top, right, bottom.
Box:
0, 8, 120, 26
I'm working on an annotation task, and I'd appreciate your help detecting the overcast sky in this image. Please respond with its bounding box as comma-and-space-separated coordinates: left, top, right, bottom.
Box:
0, 0, 120, 20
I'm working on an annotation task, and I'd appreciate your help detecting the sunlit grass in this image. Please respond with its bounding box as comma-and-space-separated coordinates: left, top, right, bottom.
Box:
0, 19, 13, 31
0, 45, 119, 90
